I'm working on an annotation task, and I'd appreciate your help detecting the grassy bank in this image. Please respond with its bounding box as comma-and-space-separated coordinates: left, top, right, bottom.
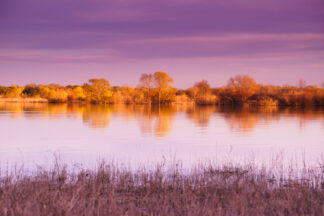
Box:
0, 163, 323, 215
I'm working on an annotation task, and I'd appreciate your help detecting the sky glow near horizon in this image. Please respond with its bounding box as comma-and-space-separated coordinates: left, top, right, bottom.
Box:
0, 0, 324, 88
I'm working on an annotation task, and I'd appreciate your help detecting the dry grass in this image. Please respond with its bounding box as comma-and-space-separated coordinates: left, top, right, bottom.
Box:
0, 97, 48, 103
0, 162, 323, 216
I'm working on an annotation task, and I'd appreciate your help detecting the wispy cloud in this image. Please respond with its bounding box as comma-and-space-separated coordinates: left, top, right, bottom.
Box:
0, 0, 323, 86
0, 49, 117, 63
124, 33, 324, 44
1, 33, 323, 64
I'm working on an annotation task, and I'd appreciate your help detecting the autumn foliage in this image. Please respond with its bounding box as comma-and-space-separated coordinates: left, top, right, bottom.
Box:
0, 73, 323, 106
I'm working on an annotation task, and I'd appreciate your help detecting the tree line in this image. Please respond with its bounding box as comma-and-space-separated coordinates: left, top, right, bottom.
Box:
1, 72, 324, 106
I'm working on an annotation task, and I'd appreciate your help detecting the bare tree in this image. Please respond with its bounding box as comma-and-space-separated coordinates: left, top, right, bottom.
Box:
298, 78, 306, 89
139, 73, 154, 89
139, 73, 154, 103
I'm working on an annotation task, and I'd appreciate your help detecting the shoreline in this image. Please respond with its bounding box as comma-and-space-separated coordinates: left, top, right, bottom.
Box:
0, 97, 48, 103
1, 97, 324, 107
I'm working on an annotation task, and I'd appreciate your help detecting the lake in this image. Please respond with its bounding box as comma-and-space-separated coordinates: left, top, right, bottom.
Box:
0, 103, 323, 170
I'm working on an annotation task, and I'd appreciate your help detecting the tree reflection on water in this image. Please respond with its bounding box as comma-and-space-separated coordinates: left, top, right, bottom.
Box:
0, 102, 323, 136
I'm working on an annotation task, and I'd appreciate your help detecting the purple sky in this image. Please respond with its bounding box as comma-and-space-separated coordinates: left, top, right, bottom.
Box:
1, 0, 324, 88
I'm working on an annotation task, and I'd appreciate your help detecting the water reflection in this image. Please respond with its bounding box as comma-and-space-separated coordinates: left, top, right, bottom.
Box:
186, 106, 215, 128
81, 105, 112, 128
136, 105, 176, 137
0, 103, 323, 136
219, 106, 278, 133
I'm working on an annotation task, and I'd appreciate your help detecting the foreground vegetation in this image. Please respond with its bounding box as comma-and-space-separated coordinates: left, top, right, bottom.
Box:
0, 162, 323, 215
1, 72, 324, 106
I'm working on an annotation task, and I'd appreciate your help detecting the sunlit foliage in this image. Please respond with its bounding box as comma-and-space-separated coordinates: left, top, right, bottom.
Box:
188, 80, 218, 105
138, 71, 175, 103
0, 73, 323, 106
227, 75, 260, 103
82, 78, 113, 103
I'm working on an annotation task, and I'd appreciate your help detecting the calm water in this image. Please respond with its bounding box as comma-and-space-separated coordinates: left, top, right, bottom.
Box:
0, 103, 324, 170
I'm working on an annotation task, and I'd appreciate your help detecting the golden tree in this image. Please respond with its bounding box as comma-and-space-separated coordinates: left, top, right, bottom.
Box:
153, 71, 174, 103
83, 78, 113, 103
227, 75, 259, 102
